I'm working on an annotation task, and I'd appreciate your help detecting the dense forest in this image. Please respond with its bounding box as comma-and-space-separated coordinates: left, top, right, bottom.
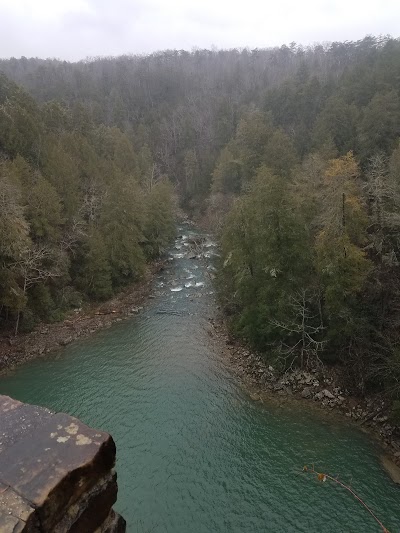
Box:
1, 35, 400, 409
0, 74, 175, 335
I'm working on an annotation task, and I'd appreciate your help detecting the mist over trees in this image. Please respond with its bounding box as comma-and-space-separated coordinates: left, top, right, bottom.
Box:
2, 35, 400, 407
1, 36, 398, 206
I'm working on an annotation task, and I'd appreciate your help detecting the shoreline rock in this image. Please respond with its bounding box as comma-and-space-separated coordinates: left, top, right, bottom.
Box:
381, 455, 400, 485
208, 314, 400, 482
0, 259, 166, 376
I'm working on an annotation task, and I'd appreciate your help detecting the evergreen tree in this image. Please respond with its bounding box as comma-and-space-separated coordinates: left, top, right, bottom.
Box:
74, 230, 113, 300
219, 166, 312, 354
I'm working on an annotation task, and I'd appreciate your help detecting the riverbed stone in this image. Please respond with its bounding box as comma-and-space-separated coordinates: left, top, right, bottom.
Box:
250, 393, 261, 401
381, 455, 400, 484
322, 389, 335, 399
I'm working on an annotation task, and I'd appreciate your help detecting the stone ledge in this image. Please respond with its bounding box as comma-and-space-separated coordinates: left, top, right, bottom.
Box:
0, 395, 126, 532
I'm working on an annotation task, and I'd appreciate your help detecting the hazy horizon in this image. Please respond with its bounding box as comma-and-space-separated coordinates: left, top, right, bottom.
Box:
0, 0, 399, 62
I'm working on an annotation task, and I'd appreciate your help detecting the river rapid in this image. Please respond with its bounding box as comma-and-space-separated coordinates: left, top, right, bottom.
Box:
0, 226, 399, 532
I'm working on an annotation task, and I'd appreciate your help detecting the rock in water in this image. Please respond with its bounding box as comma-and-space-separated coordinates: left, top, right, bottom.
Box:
381, 455, 400, 484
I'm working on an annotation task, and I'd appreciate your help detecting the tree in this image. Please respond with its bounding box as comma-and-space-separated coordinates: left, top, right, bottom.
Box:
363, 152, 400, 263
315, 153, 372, 352
312, 96, 358, 155
143, 180, 176, 258
292, 151, 328, 229
26, 174, 63, 242
361, 150, 400, 373
42, 135, 81, 220
235, 109, 272, 182
318, 152, 366, 242
10, 245, 64, 334
0, 172, 30, 263
74, 230, 112, 300
183, 149, 200, 196
263, 128, 298, 178
219, 166, 312, 352
358, 90, 400, 160
0, 79, 43, 163
100, 176, 146, 286
0, 172, 30, 328
211, 143, 242, 194
270, 289, 325, 369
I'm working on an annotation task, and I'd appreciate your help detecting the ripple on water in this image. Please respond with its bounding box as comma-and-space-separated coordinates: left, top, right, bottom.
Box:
0, 229, 399, 532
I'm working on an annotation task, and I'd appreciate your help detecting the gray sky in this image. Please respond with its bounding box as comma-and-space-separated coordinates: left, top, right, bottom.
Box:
0, 0, 399, 61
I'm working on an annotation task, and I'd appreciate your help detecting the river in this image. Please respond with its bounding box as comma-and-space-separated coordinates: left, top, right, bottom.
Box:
0, 226, 399, 532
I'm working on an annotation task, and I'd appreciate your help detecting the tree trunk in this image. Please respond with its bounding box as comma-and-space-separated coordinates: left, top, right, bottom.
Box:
14, 277, 27, 337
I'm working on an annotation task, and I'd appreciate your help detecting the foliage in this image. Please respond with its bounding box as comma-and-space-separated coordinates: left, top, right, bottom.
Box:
2, 35, 400, 399
218, 144, 400, 398
0, 75, 175, 333
219, 167, 313, 363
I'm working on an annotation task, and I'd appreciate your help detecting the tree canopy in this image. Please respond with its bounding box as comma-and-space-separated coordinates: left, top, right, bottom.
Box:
2, 35, 400, 406
0, 74, 175, 333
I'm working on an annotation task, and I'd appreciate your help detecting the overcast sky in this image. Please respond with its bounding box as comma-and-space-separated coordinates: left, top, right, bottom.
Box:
0, 0, 399, 61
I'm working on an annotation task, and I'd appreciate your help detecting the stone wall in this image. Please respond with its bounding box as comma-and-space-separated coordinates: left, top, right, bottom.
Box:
0, 395, 126, 532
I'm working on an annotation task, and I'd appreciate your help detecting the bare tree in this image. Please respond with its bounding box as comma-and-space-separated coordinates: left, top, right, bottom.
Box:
10, 246, 63, 335
363, 152, 400, 264
59, 218, 87, 255
79, 179, 105, 224
271, 289, 325, 369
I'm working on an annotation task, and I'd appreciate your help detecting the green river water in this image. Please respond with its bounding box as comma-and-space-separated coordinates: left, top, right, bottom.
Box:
0, 227, 399, 532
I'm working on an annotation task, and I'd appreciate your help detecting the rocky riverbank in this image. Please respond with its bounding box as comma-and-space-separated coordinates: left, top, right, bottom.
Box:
0, 260, 166, 375
208, 315, 400, 484
191, 223, 400, 483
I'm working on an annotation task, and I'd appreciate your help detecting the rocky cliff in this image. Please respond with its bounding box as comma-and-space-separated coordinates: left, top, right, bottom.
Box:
0, 395, 126, 532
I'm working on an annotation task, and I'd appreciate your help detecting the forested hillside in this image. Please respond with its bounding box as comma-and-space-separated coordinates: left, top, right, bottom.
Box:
2, 36, 399, 207
0, 74, 175, 334
2, 35, 400, 405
